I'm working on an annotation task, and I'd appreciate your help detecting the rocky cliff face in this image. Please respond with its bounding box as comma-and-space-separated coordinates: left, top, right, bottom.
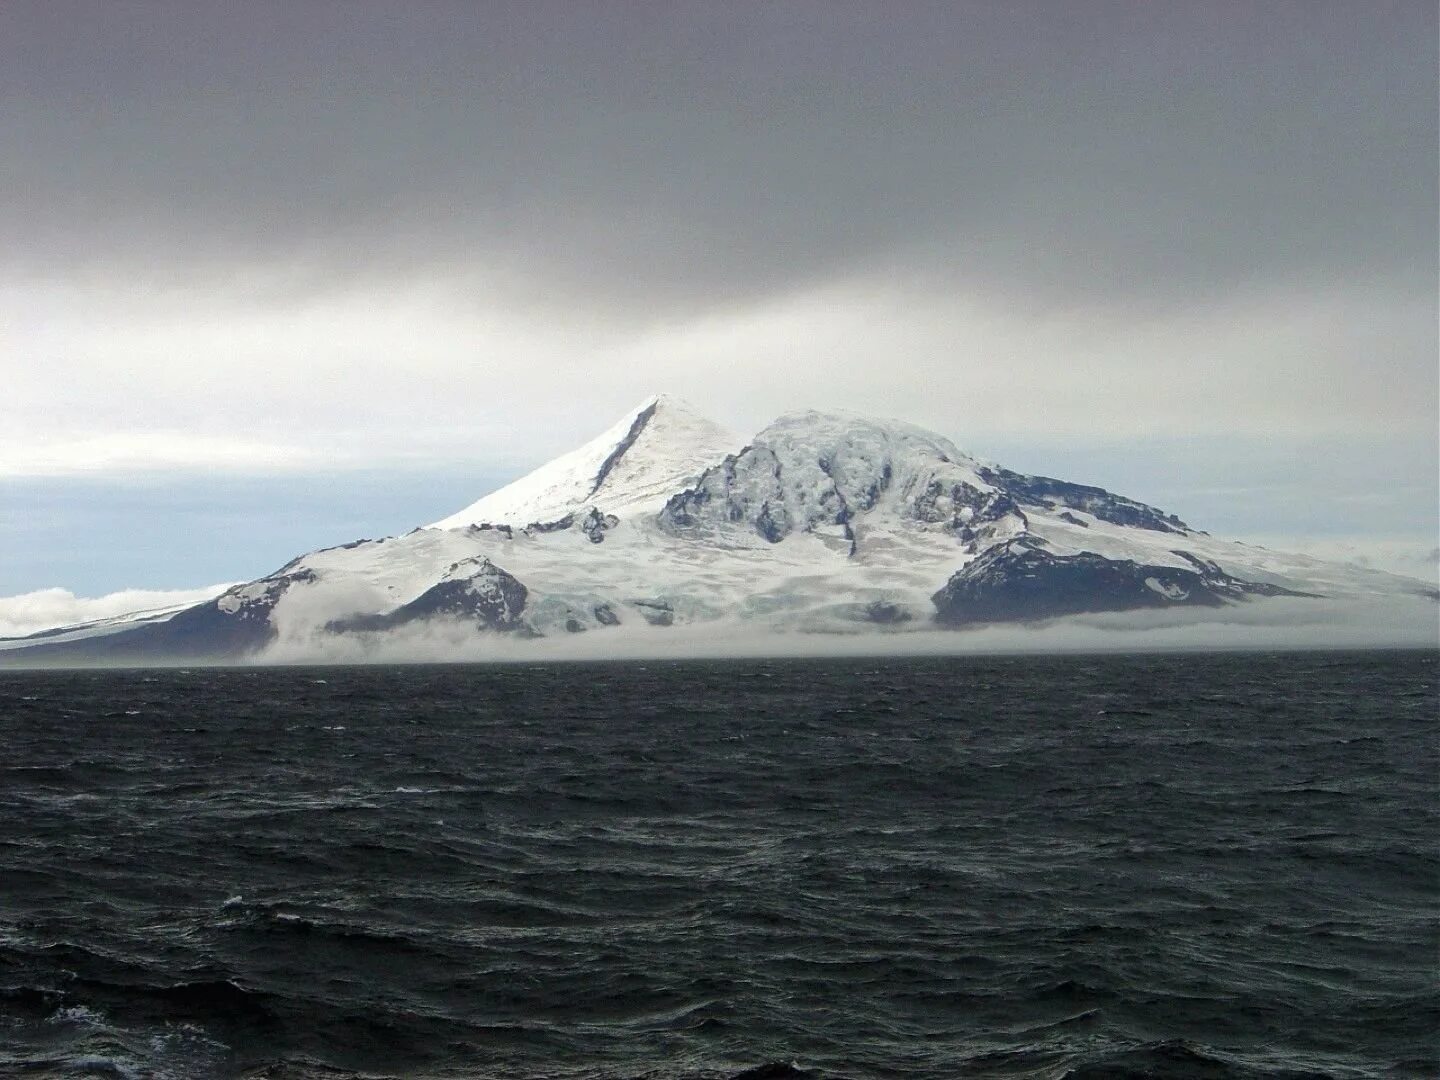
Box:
975, 467, 1190, 533
932, 539, 1307, 626
327, 558, 528, 635
658, 411, 1028, 554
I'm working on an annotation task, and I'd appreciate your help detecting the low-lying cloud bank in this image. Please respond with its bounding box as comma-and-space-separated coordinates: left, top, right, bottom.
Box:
253, 595, 1439, 667
0, 584, 233, 638
1244, 537, 1439, 584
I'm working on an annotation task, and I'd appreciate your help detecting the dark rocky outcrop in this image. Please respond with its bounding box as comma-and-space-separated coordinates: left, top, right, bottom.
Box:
932, 540, 1309, 625
755, 500, 789, 543
467, 522, 516, 540
862, 600, 913, 624
659, 441, 879, 550
590, 398, 660, 495
657, 424, 1061, 554
523, 515, 574, 535
660, 445, 804, 545
328, 559, 527, 634
632, 599, 675, 627
498, 507, 619, 543
0, 570, 319, 663
908, 479, 1025, 548
577, 507, 619, 544
979, 466, 1189, 533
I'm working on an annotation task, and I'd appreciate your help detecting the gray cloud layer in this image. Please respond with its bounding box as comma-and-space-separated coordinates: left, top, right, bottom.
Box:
1, 1, 1435, 521
4, 2, 1434, 309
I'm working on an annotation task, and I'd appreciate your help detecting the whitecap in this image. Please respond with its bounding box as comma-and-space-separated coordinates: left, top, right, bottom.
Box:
48, 1004, 107, 1027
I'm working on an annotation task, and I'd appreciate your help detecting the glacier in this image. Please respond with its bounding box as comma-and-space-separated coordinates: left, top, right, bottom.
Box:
3, 394, 1434, 664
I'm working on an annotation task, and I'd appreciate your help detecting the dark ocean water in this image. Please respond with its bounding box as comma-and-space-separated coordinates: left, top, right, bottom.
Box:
0, 651, 1435, 1080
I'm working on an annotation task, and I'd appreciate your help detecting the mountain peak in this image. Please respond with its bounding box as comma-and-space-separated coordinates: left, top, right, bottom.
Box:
758, 408, 974, 460
428, 395, 738, 529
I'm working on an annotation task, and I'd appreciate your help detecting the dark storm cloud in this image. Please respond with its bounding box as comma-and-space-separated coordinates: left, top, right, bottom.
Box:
2, 1, 1434, 312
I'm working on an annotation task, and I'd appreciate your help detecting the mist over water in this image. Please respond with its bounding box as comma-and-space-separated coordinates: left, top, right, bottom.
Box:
249, 593, 1440, 667
0, 651, 1435, 1078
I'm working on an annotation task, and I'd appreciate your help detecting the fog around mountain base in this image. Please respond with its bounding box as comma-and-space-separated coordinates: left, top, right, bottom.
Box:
239, 594, 1439, 666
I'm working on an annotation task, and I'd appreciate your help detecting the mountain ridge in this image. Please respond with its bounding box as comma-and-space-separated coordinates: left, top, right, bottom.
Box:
3, 396, 1434, 663
428, 394, 739, 530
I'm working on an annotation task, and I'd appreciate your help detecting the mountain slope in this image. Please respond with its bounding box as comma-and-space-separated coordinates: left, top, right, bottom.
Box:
428, 394, 739, 529
5, 398, 1433, 664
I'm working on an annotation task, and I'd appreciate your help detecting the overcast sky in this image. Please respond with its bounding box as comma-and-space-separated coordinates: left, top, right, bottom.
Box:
2, 1, 1436, 596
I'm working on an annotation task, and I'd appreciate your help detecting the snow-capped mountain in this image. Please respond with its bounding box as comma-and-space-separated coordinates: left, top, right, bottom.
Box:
5, 395, 1434, 663
429, 394, 739, 529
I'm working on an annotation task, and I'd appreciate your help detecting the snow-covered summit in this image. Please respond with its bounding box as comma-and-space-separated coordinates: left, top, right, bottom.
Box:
428, 394, 739, 529
658, 407, 1012, 551
759, 408, 975, 461
752, 408, 997, 514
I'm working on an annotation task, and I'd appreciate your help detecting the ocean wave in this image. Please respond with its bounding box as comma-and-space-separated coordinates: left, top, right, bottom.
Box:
0, 653, 1432, 1080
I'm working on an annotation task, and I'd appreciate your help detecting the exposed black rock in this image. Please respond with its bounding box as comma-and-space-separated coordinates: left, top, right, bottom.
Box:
659, 450, 741, 529
932, 540, 1310, 625
755, 500, 788, 543
516, 507, 618, 543
660, 443, 862, 548
660, 446, 807, 543
589, 398, 659, 496
661, 439, 1035, 552
909, 479, 1022, 542
467, 522, 515, 540
578, 507, 619, 544
980, 466, 1189, 533
328, 559, 527, 634
524, 515, 575, 535
863, 601, 913, 624
592, 603, 621, 626
632, 599, 675, 627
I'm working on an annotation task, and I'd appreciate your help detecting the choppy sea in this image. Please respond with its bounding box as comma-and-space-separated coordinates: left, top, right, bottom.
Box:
0, 650, 1435, 1079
